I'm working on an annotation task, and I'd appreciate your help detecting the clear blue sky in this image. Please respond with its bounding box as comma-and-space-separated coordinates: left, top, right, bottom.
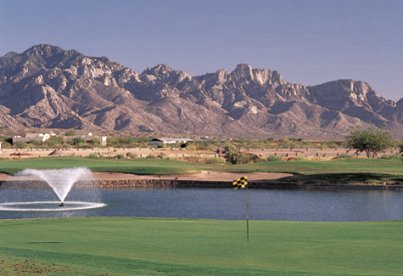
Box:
1, 0, 402, 100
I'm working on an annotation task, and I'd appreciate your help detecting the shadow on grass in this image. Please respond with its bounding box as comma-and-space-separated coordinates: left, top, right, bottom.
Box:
276, 173, 403, 185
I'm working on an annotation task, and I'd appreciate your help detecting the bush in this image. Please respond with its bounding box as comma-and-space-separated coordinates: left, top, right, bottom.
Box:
0, 136, 12, 148
14, 141, 27, 149
126, 152, 137, 158
45, 136, 64, 147
205, 158, 223, 164
333, 154, 353, 160
378, 155, 400, 160
107, 136, 150, 148
64, 130, 76, 136
266, 155, 282, 162
113, 154, 124, 159
88, 153, 100, 159
224, 144, 259, 164
68, 137, 85, 147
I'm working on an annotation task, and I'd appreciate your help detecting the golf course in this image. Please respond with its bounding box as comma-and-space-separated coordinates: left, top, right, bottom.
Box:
0, 156, 402, 176
0, 156, 403, 275
1, 218, 403, 275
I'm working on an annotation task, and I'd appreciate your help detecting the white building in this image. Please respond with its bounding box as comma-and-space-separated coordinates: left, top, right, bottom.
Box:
12, 133, 54, 144
149, 138, 193, 147
101, 136, 107, 146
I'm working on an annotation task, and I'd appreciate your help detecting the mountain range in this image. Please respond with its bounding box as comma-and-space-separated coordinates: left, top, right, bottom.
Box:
0, 44, 402, 139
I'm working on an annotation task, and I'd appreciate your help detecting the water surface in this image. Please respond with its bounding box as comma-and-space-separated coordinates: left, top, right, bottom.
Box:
1, 188, 403, 221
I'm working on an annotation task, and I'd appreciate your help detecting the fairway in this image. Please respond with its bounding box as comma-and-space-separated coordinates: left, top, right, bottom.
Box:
0, 156, 402, 176
1, 218, 403, 275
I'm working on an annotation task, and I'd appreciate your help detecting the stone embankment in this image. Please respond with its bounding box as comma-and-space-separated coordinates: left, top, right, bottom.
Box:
1, 179, 403, 191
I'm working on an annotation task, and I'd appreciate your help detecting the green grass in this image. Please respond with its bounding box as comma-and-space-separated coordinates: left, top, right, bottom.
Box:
1, 217, 403, 275
0, 157, 197, 175
0, 156, 401, 188
0, 156, 402, 176
0, 157, 402, 186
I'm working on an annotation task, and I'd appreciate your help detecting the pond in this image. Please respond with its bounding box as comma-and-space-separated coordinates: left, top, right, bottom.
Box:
1, 188, 403, 221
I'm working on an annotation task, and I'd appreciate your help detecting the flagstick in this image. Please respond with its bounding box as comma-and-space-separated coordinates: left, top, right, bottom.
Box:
245, 185, 249, 241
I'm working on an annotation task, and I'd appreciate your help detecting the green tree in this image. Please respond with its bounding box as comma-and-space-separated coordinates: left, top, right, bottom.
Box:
68, 137, 85, 147
346, 127, 395, 158
45, 136, 64, 148
14, 141, 27, 149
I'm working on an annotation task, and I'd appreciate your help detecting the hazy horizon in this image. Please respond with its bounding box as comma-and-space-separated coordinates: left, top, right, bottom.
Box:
1, 0, 402, 101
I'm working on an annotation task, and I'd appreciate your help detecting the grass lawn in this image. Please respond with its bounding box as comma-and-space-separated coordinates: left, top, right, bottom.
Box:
1, 217, 403, 275
0, 157, 197, 175
0, 156, 402, 176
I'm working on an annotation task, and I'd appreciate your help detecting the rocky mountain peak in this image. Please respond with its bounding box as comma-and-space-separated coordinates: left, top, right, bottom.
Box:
397, 98, 403, 110
214, 69, 229, 84
0, 44, 401, 139
143, 64, 173, 76
230, 64, 283, 86
3, 51, 18, 58
141, 64, 191, 83
24, 44, 64, 57
231, 63, 254, 80
309, 79, 373, 100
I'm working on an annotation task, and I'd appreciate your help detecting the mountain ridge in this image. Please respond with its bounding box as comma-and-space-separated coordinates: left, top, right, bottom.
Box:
0, 44, 401, 139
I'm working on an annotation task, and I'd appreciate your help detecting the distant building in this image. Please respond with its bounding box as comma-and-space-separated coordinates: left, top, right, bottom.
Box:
100, 136, 107, 146
63, 133, 107, 146
12, 132, 55, 144
12, 135, 24, 144
149, 138, 193, 147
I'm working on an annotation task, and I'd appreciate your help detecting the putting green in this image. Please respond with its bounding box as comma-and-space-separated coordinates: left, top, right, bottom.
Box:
1, 217, 403, 275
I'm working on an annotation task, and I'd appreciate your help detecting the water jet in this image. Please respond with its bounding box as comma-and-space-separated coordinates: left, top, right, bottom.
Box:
0, 168, 105, 212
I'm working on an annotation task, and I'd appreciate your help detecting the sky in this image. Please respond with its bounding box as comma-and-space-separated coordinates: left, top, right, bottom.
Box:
0, 0, 402, 100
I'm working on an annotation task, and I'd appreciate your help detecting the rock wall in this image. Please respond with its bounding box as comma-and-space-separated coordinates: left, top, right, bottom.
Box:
1, 179, 403, 190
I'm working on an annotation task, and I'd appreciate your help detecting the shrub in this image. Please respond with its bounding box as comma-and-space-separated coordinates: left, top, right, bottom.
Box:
333, 154, 353, 160
205, 158, 223, 164
126, 152, 136, 158
266, 155, 282, 162
113, 154, 124, 159
87, 153, 99, 159
14, 141, 27, 149
64, 130, 76, 136
68, 137, 85, 147
378, 155, 400, 160
224, 144, 259, 164
45, 136, 64, 147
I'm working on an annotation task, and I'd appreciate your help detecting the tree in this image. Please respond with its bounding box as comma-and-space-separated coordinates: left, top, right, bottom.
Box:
14, 141, 27, 149
346, 127, 395, 158
224, 144, 259, 164
68, 137, 85, 147
45, 136, 64, 148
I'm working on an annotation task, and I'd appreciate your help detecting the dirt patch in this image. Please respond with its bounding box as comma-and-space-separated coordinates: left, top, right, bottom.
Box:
0, 256, 69, 275
0, 171, 291, 182
92, 171, 291, 181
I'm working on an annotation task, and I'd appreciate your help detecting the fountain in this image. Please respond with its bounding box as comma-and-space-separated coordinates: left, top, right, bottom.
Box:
0, 168, 106, 212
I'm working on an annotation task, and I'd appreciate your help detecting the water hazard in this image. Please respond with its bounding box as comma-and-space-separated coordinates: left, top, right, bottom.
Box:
1, 188, 403, 221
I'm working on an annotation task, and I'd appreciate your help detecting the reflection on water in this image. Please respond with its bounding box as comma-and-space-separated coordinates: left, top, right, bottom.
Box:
1, 188, 403, 221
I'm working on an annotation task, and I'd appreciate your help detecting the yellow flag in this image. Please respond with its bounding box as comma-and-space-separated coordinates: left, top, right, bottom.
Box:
232, 176, 248, 189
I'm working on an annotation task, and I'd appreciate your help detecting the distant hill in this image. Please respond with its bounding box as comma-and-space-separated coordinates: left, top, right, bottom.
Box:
0, 44, 402, 139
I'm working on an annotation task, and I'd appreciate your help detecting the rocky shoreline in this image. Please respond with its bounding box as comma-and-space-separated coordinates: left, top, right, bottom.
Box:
1, 179, 403, 191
